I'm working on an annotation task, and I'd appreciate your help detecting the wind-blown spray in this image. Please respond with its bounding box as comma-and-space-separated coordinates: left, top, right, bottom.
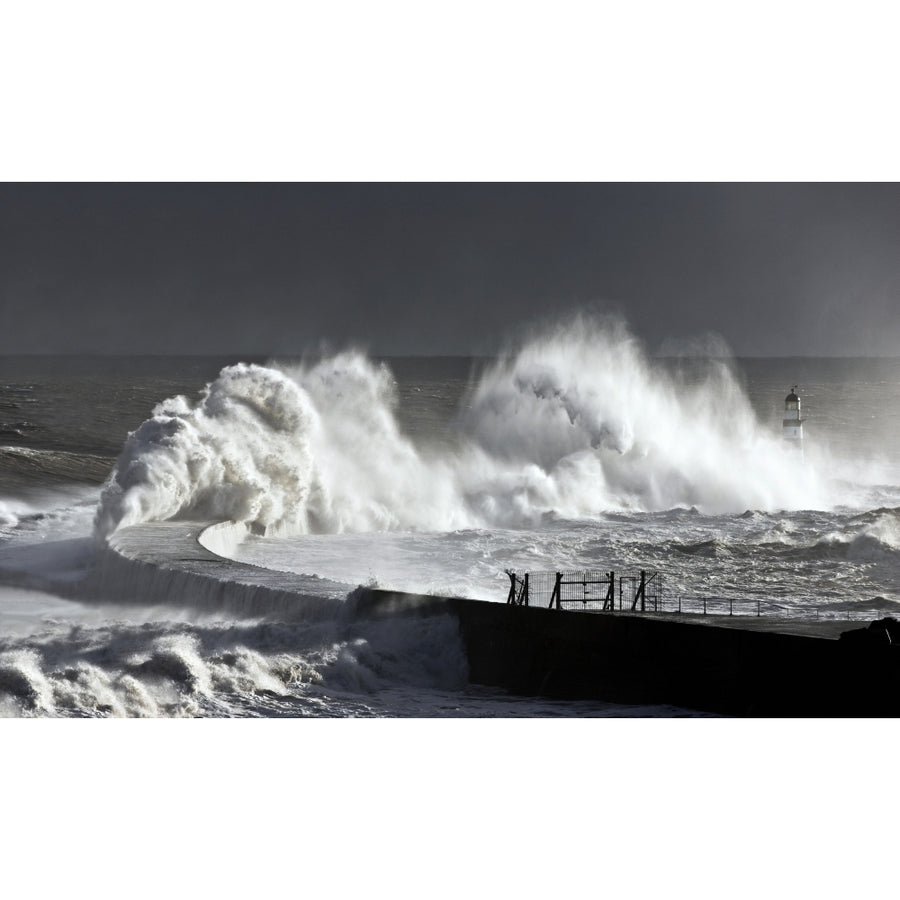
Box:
460, 314, 826, 515
95, 314, 829, 541
95, 363, 319, 539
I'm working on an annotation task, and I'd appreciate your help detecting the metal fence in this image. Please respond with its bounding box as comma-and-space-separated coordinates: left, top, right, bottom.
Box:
506, 570, 884, 622
669, 595, 883, 621
506, 569, 659, 612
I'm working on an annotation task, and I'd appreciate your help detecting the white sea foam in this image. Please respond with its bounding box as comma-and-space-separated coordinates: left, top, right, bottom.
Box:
95, 363, 318, 538
460, 314, 828, 516
95, 314, 841, 542
0, 500, 23, 528
0, 648, 55, 713
815, 510, 900, 560
0, 606, 470, 717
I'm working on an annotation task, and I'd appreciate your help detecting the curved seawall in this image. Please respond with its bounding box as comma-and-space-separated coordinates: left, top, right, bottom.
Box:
95, 520, 354, 622
95, 521, 900, 716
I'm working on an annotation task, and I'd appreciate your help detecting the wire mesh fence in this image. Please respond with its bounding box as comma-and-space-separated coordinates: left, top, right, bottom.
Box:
506, 569, 658, 611
552, 570, 614, 611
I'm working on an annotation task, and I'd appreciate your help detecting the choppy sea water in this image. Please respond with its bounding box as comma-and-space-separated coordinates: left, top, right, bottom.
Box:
2, 320, 900, 717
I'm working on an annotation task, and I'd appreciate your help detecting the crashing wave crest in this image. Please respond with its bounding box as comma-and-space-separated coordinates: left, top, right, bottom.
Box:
95, 314, 832, 541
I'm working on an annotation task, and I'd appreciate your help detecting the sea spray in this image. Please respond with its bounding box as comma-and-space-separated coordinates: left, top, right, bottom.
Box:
460, 313, 827, 514
95, 363, 318, 539
287, 351, 468, 533
0, 607, 469, 716
5, 345, 900, 717
95, 314, 832, 542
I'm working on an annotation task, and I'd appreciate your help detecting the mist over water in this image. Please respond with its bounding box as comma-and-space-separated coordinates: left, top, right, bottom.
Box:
95, 314, 839, 542
460, 316, 830, 517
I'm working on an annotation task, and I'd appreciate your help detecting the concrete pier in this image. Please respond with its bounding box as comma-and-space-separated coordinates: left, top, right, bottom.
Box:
100, 521, 900, 717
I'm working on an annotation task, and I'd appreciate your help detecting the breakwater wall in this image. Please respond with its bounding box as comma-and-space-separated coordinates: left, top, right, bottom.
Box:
356, 588, 900, 715
98, 521, 900, 716
94, 521, 352, 622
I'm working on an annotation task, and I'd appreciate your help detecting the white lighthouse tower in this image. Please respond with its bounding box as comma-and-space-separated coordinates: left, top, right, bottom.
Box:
783, 386, 804, 457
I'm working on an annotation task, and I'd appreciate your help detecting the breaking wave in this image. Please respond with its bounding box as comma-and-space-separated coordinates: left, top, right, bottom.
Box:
0, 612, 468, 717
809, 510, 900, 561
95, 313, 834, 541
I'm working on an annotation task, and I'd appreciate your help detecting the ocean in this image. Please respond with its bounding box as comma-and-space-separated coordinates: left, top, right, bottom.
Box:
2, 315, 900, 717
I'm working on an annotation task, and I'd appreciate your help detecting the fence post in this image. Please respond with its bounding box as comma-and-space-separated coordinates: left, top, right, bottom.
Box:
703, 598, 706, 615
549, 572, 561, 610
632, 571, 647, 612
729, 598, 733, 616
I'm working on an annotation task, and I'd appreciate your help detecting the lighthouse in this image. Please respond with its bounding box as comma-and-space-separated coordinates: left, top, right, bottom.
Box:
783, 386, 804, 457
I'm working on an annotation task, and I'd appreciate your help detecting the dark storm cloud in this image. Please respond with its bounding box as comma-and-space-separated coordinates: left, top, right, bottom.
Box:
1, 183, 899, 356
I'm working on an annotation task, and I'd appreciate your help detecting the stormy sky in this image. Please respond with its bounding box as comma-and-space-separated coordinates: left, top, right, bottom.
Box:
2, 182, 898, 359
